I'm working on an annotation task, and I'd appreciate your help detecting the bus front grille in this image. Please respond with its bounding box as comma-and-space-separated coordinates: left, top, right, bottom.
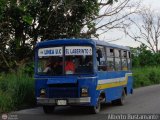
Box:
48, 87, 78, 98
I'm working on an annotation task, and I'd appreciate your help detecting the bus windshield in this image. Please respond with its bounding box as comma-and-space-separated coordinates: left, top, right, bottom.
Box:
37, 46, 93, 76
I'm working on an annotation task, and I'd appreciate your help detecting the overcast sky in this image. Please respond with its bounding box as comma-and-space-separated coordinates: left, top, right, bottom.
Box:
97, 0, 160, 48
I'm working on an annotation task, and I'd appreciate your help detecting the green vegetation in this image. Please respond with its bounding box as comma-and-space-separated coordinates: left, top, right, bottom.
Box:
0, 0, 99, 73
0, 68, 35, 113
133, 66, 160, 88
131, 44, 160, 67
131, 44, 160, 88
0, 0, 120, 73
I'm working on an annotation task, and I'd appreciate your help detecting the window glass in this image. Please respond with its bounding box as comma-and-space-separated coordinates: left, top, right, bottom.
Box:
38, 47, 63, 75
37, 46, 93, 75
96, 46, 107, 71
107, 57, 114, 71
65, 46, 93, 74
122, 50, 127, 58
122, 58, 128, 71
115, 58, 121, 71
106, 48, 115, 71
127, 51, 131, 70
65, 55, 93, 74
114, 49, 121, 71
128, 51, 131, 58
128, 58, 131, 70
38, 56, 63, 75
96, 46, 106, 65
106, 48, 114, 57
115, 49, 120, 57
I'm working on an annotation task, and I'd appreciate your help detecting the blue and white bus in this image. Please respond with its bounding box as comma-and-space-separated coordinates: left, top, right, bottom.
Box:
34, 39, 133, 114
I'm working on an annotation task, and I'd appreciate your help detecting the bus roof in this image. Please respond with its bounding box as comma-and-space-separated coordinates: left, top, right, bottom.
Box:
36, 38, 130, 50
94, 40, 130, 50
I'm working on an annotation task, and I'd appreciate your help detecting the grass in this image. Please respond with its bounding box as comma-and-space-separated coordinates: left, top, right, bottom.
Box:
0, 69, 35, 113
133, 66, 160, 88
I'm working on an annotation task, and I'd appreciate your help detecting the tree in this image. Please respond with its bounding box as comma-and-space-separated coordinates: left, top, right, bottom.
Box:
131, 44, 160, 67
81, 0, 140, 38
0, 0, 140, 72
124, 7, 160, 53
0, 0, 100, 71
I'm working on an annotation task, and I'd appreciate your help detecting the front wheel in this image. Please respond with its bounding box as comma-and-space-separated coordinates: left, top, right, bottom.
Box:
90, 99, 101, 114
43, 105, 55, 114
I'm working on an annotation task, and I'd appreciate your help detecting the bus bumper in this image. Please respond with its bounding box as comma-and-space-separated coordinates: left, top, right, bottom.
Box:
37, 97, 91, 105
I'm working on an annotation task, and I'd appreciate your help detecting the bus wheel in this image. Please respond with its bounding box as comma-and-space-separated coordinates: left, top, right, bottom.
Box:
116, 90, 126, 105
90, 99, 101, 114
43, 105, 55, 114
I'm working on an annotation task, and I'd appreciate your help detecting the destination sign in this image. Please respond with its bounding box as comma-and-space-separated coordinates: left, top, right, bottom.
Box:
38, 47, 63, 57
65, 46, 92, 55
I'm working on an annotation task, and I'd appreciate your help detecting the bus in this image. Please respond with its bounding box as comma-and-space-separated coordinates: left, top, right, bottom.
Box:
34, 39, 133, 114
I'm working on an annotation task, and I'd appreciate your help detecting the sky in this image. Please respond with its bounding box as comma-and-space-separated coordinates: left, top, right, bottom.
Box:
97, 0, 160, 48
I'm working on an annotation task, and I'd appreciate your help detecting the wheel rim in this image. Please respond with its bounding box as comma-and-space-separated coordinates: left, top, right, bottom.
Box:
94, 100, 100, 112
121, 92, 126, 104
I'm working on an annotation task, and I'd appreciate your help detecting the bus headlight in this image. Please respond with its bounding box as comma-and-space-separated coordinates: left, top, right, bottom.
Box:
81, 87, 88, 97
40, 88, 46, 97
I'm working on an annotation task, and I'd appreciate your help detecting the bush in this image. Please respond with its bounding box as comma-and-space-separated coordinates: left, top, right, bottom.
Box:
133, 66, 160, 88
0, 91, 13, 113
0, 69, 35, 113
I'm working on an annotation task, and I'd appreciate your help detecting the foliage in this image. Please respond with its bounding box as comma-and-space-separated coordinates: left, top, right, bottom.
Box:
131, 44, 160, 88
0, 0, 138, 72
0, 0, 100, 72
131, 44, 160, 67
0, 69, 35, 113
133, 66, 160, 88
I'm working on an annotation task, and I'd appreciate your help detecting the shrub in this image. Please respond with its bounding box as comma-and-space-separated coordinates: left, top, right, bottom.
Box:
0, 69, 35, 113
133, 66, 160, 88
0, 91, 13, 113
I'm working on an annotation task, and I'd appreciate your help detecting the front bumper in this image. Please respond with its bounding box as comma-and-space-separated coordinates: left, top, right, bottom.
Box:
37, 97, 91, 105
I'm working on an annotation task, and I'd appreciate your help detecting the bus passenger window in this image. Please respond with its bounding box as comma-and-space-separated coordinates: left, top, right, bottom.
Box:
115, 49, 121, 71
96, 46, 107, 71
127, 51, 131, 70
106, 48, 115, 71
122, 50, 128, 70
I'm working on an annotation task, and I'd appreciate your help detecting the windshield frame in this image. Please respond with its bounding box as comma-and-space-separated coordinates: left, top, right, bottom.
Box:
36, 45, 94, 76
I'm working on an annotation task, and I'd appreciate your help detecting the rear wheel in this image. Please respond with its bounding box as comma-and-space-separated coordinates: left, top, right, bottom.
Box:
114, 90, 126, 105
43, 105, 55, 114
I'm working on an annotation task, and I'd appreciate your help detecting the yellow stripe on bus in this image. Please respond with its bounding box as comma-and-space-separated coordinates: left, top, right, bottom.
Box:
96, 73, 132, 90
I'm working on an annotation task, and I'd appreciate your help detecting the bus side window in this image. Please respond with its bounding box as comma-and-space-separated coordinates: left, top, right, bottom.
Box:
106, 48, 115, 71
96, 46, 107, 71
127, 51, 131, 70
115, 49, 122, 71
122, 50, 128, 71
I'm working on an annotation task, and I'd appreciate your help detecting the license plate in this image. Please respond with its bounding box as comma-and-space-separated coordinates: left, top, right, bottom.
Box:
57, 100, 67, 105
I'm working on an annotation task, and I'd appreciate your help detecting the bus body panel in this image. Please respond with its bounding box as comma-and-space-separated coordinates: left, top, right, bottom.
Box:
96, 71, 133, 103
35, 75, 99, 106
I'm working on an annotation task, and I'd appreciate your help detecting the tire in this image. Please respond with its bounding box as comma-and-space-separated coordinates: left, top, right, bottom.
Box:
116, 90, 126, 105
90, 99, 101, 114
43, 105, 55, 114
